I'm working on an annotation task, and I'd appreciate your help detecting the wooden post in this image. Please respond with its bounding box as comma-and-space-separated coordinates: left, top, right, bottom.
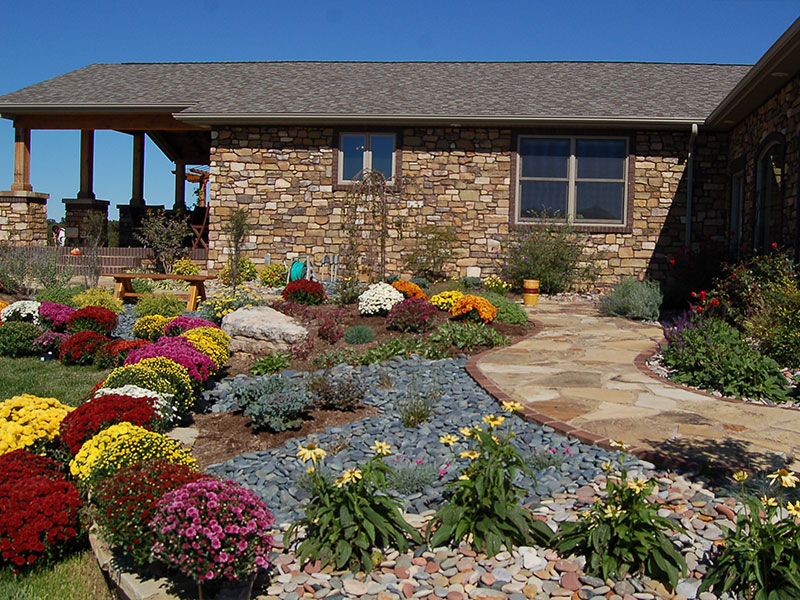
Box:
11, 126, 32, 192
174, 160, 186, 213
131, 132, 145, 205
78, 130, 95, 199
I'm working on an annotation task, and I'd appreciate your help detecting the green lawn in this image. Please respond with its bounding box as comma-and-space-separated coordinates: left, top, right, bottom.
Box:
0, 550, 112, 600
0, 357, 113, 598
0, 356, 110, 406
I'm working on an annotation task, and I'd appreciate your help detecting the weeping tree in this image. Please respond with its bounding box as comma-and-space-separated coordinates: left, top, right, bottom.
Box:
342, 169, 408, 281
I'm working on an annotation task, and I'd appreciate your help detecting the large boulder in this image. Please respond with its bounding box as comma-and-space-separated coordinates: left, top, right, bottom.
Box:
221, 306, 308, 354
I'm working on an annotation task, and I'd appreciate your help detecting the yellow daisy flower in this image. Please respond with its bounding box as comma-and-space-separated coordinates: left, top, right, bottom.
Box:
732, 471, 749, 483
787, 501, 800, 518
761, 495, 778, 507
603, 505, 626, 519
458, 474, 471, 481
767, 469, 799, 488
370, 440, 392, 455
335, 468, 363, 487
482, 414, 505, 428
627, 478, 648, 493
439, 434, 460, 447
460, 450, 481, 461
297, 443, 327, 464
501, 400, 522, 413
459, 426, 473, 438
609, 440, 631, 450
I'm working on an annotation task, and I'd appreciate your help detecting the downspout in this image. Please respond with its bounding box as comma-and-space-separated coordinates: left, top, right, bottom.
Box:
685, 123, 699, 248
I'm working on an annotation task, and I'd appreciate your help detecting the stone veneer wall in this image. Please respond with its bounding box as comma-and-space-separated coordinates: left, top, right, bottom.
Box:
0, 192, 48, 244
208, 127, 728, 285
728, 72, 800, 255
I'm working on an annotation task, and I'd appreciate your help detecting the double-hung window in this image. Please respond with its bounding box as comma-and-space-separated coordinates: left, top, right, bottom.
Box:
517, 136, 628, 224
339, 133, 396, 182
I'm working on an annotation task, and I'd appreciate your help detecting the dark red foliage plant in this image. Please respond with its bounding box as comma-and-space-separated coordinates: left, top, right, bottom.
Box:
386, 297, 438, 332
317, 308, 346, 342
0, 449, 65, 485
59, 331, 110, 365
0, 476, 83, 570
92, 460, 205, 567
281, 278, 326, 305
94, 339, 152, 369
59, 395, 159, 455
66, 305, 118, 335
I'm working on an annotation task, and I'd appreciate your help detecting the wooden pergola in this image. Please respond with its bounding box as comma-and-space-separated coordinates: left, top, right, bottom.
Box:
2, 110, 210, 245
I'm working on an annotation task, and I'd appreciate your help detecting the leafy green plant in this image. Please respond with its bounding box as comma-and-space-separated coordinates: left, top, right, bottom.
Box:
699, 469, 800, 599
134, 209, 191, 274
286, 441, 422, 573
402, 224, 458, 280
233, 375, 312, 432
35, 286, 85, 306
259, 262, 288, 287
387, 457, 440, 495
131, 277, 155, 295
134, 294, 186, 318
474, 291, 528, 324
460, 276, 482, 290
307, 374, 365, 412
429, 321, 509, 351
426, 405, 553, 555
553, 444, 686, 589
172, 257, 199, 276
501, 221, 595, 294
746, 282, 800, 368
525, 448, 566, 472
250, 351, 292, 376
662, 313, 789, 402
0, 322, 42, 357
598, 278, 663, 321
219, 256, 257, 287
344, 325, 376, 345
409, 277, 429, 290
399, 382, 440, 428
72, 288, 123, 314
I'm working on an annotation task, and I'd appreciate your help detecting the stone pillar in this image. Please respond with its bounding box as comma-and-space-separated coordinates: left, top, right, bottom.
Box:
11, 126, 32, 192
62, 198, 110, 246
0, 192, 49, 245
131, 132, 145, 206
78, 130, 95, 199
174, 160, 186, 213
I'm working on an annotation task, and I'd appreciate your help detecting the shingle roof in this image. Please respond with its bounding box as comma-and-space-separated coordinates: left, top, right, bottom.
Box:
0, 61, 752, 125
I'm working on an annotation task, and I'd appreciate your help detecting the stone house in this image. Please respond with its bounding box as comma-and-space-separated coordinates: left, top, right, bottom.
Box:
0, 17, 799, 290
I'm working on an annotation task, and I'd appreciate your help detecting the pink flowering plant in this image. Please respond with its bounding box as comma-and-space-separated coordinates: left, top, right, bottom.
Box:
150, 479, 275, 585
38, 302, 76, 332
32, 330, 69, 354
164, 316, 220, 337
125, 336, 217, 383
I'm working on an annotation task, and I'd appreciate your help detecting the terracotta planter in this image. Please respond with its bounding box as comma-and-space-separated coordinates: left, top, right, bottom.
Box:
522, 279, 540, 306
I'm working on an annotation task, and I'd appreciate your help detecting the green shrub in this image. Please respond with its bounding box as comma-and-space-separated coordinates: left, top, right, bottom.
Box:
501, 221, 595, 294
35, 286, 85, 306
474, 291, 528, 324
344, 325, 376, 345
0, 322, 42, 357
662, 314, 789, 402
402, 224, 458, 279
172, 258, 200, 276
598, 278, 662, 321
131, 278, 155, 294
409, 277, 429, 290
233, 375, 313, 432
308, 374, 365, 412
746, 283, 800, 368
219, 257, 257, 286
134, 210, 191, 274
258, 263, 288, 287
429, 321, 509, 351
250, 352, 291, 376
135, 294, 186, 318
72, 288, 123, 314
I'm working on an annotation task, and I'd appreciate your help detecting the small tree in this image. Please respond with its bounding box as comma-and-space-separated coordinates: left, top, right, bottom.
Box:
134, 210, 191, 274
223, 207, 251, 292
402, 224, 458, 280
82, 211, 107, 288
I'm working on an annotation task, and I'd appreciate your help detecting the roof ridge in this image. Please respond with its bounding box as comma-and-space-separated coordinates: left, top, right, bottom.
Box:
105, 60, 753, 67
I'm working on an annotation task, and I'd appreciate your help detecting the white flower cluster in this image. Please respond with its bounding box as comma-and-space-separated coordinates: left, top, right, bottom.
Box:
358, 282, 404, 316
93, 384, 178, 425
1, 300, 42, 325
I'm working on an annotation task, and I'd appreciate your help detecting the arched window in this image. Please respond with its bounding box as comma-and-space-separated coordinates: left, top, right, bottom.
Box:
755, 140, 784, 252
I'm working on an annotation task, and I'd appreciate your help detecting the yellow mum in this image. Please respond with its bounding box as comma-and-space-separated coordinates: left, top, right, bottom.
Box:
132, 315, 173, 341
182, 326, 231, 368
430, 290, 464, 311
0, 394, 74, 455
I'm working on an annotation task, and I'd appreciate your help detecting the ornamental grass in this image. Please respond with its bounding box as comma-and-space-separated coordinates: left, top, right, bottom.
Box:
0, 395, 74, 456
59, 394, 159, 455
69, 422, 196, 486
449, 294, 498, 324
180, 326, 231, 369
92, 460, 206, 567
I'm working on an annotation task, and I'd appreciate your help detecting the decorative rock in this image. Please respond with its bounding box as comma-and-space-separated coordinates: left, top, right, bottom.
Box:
675, 579, 700, 599
222, 305, 308, 354
554, 559, 578, 572
342, 579, 369, 595
560, 572, 582, 591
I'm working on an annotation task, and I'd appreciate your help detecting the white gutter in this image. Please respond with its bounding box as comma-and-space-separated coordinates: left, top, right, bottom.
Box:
685, 123, 699, 247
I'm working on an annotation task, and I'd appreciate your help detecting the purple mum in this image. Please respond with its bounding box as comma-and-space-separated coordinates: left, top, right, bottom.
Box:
38, 302, 76, 331
164, 316, 219, 337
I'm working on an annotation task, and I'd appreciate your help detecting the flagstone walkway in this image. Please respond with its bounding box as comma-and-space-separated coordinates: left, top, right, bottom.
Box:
469, 297, 800, 472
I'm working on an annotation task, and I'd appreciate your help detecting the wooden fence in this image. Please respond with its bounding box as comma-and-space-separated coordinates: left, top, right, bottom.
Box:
7, 246, 208, 276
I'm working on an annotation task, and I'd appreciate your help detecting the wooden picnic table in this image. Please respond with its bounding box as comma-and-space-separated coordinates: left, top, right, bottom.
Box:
103, 273, 215, 312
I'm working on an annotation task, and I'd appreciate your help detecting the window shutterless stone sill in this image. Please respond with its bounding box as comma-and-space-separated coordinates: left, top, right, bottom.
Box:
512, 221, 633, 234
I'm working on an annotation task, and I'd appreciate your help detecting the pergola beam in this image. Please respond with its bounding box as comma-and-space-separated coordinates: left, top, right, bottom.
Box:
10, 113, 207, 131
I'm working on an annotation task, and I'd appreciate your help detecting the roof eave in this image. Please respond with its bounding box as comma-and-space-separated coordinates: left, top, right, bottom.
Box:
174, 113, 708, 128
0, 103, 195, 117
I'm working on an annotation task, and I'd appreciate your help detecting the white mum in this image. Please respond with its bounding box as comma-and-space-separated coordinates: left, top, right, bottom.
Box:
1, 300, 42, 325
358, 282, 404, 316
93, 384, 178, 425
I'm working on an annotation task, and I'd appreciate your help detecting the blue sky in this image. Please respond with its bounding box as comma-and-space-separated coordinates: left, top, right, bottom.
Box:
1, 0, 798, 221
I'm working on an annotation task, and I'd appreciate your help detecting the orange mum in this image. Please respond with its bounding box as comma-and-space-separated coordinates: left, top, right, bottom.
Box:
450, 295, 498, 323
391, 280, 428, 301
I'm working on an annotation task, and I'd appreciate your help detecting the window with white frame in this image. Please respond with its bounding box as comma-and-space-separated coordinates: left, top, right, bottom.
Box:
517, 136, 628, 224
339, 133, 396, 182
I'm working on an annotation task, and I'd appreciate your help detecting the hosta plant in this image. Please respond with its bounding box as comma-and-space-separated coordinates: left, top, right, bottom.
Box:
426, 402, 553, 556
250, 351, 291, 376
553, 442, 686, 590
699, 469, 800, 599
286, 440, 421, 573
